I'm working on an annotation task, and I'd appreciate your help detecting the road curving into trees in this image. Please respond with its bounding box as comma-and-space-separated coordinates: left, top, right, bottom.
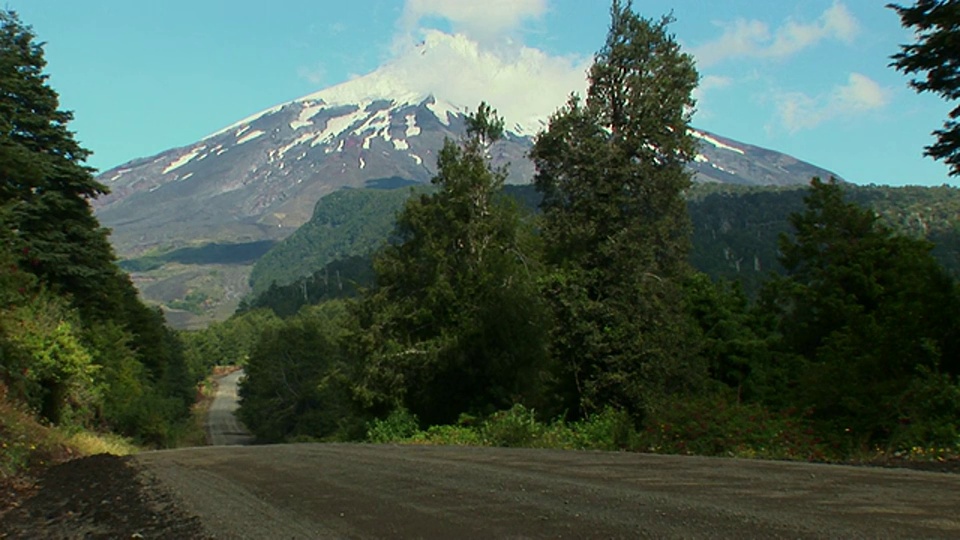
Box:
135, 443, 960, 538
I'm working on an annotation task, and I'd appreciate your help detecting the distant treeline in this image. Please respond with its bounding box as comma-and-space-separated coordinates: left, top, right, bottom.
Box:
242, 181, 960, 317
188, 5, 960, 463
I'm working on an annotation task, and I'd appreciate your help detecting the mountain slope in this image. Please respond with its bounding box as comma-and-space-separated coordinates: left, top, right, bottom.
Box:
241, 183, 960, 311
88, 40, 844, 327
92, 68, 839, 259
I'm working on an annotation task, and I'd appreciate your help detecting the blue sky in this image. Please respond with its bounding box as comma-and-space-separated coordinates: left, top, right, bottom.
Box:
8, 0, 955, 186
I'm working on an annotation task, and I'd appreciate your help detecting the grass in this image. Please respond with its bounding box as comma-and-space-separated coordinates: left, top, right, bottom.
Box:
0, 365, 235, 480
0, 383, 138, 481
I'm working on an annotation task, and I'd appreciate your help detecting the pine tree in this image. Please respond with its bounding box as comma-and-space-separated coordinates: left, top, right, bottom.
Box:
889, 1, 960, 176
530, 1, 703, 419
765, 177, 960, 445
353, 103, 547, 425
0, 11, 196, 443
0, 10, 121, 317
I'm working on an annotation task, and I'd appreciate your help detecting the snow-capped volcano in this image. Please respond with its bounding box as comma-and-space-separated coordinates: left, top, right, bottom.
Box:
93, 34, 839, 258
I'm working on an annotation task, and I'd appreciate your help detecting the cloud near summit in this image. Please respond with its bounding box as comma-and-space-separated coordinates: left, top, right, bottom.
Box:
400, 0, 548, 40
384, 30, 588, 130
377, 1, 588, 127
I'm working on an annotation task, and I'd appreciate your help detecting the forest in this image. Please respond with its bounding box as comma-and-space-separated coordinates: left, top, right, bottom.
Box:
0, 10, 205, 475
2, 0, 959, 477
239, 181, 960, 317
189, 5, 960, 463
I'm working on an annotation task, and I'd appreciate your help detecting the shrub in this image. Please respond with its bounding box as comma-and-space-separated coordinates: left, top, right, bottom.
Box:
366, 408, 420, 443
890, 368, 960, 452
572, 408, 638, 450
481, 404, 543, 447
410, 424, 485, 446
638, 394, 826, 460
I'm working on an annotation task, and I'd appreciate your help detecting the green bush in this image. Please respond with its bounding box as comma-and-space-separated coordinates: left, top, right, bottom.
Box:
571, 408, 638, 450
890, 368, 960, 452
638, 394, 826, 460
480, 404, 543, 447
410, 424, 485, 446
366, 408, 420, 443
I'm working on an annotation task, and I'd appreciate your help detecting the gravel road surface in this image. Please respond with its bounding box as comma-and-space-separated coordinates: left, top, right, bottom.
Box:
205, 370, 253, 446
136, 443, 960, 539
5, 372, 959, 539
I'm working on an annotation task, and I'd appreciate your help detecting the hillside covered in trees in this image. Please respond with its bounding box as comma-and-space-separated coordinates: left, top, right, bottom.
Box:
184, 3, 960, 464
0, 10, 209, 475
239, 181, 960, 316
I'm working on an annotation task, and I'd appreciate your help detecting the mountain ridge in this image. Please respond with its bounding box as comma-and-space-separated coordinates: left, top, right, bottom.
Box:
86, 48, 845, 327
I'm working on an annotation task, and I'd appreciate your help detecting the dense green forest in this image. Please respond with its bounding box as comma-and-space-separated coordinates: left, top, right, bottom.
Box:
248, 188, 425, 296
2, 0, 956, 473
0, 11, 204, 454
243, 181, 960, 316
183, 4, 960, 463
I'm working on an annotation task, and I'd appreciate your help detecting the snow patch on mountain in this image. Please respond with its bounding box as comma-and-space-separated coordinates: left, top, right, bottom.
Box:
290, 102, 324, 130
692, 130, 745, 155
405, 114, 421, 137
163, 146, 205, 174
275, 132, 316, 160
237, 130, 265, 145
309, 107, 366, 147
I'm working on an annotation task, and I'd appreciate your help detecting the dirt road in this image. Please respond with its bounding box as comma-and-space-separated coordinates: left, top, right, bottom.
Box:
205, 370, 253, 446
5, 373, 959, 539
135, 443, 960, 539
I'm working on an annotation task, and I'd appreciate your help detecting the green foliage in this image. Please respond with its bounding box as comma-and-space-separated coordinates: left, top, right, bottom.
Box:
479, 404, 544, 447
366, 408, 420, 443
352, 103, 549, 425
0, 291, 98, 424
0, 11, 198, 447
249, 188, 422, 295
762, 178, 960, 448
889, 0, 960, 176
179, 308, 282, 371
531, 4, 704, 419
240, 255, 374, 318
238, 302, 357, 442
892, 368, 960, 450
683, 273, 772, 400
637, 393, 826, 460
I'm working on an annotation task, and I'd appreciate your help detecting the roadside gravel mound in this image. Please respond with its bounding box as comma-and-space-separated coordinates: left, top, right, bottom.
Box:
0, 454, 206, 539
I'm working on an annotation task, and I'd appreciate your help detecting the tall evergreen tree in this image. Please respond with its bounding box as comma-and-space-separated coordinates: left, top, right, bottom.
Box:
0, 11, 196, 444
353, 103, 547, 425
530, 2, 703, 419
764, 177, 960, 445
889, 0, 960, 177
0, 10, 122, 318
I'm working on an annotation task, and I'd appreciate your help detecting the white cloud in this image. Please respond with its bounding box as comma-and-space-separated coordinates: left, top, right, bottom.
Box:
294, 1, 585, 131
691, 2, 860, 68
775, 72, 890, 132
692, 75, 734, 120
835, 72, 889, 111
382, 30, 589, 130
401, 0, 547, 42
348, 0, 587, 130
